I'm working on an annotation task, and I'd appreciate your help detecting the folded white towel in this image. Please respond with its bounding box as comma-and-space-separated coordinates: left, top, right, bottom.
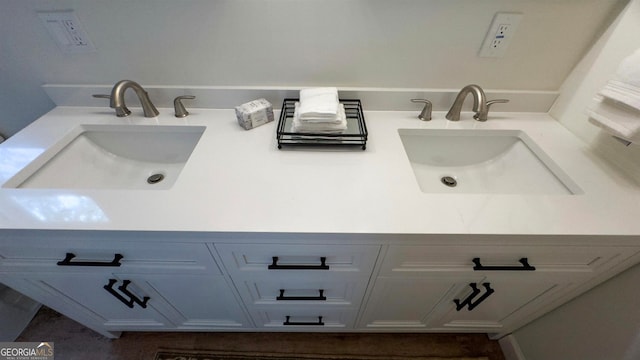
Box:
292, 102, 347, 134
598, 48, 640, 110
589, 48, 640, 143
588, 97, 640, 142
298, 87, 340, 122
614, 48, 640, 87
300, 87, 339, 102
599, 80, 640, 111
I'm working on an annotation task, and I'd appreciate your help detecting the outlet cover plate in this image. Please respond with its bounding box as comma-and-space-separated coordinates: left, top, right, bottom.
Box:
479, 12, 523, 58
38, 10, 96, 53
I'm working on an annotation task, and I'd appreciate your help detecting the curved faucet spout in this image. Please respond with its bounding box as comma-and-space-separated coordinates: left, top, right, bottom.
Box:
110, 80, 159, 118
445, 84, 488, 121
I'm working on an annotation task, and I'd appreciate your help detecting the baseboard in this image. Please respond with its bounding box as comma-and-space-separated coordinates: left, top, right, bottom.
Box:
498, 334, 527, 360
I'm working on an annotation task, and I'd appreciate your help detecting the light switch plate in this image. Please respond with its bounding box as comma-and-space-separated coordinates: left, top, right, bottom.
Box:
38, 10, 96, 53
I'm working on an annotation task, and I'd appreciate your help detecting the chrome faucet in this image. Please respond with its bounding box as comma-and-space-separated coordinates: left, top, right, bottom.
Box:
446, 84, 509, 122
446, 84, 488, 121
109, 80, 159, 118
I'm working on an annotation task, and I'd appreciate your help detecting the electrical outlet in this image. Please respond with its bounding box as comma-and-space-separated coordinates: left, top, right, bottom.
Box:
479, 13, 522, 58
38, 10, 96, 53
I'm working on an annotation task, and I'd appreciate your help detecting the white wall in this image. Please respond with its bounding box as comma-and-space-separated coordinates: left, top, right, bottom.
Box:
514, 262, 640, 360
513, 1, 640, 359
0, 54, 54, 138
0, 0, 625, 137
550, 0, 640, 183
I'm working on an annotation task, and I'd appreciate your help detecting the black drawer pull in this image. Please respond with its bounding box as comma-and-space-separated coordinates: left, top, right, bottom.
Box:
268, 256, 329, 270
283, 316, 324, 326
57, 253, 123, 267
454, 283, 495, 311
472, 257, 536, 271
103, 279, 150, 309
277, 289, 326, 301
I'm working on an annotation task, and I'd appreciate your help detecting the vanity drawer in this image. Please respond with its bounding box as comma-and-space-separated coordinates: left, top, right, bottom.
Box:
0, 238, 220, 275
233, 276, 369, 307
380, 245, 640, 276
247, 306, 357, 329
215, 244, 380, 278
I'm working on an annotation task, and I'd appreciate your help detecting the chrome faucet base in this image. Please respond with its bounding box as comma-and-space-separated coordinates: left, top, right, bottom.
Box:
115, 107, 132, 117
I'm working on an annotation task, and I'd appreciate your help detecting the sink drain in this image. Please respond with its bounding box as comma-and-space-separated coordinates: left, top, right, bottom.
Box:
147, 173, 165, 184
441, 176, 457, 187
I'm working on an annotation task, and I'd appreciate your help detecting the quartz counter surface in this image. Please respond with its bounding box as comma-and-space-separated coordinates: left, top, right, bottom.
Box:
1, 106, 639, 236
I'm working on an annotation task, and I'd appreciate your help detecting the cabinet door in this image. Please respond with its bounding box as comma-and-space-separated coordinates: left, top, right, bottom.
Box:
431, 273, 573, 332
358, 274, 483, 329
18, 274, 172, 331
359, 272, 575, 331
137, 274, 250, 329
7, 272, 250, 333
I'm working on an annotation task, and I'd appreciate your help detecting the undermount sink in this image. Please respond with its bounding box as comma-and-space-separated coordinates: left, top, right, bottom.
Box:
398, 129, 581, 195
4, 124, 205, 190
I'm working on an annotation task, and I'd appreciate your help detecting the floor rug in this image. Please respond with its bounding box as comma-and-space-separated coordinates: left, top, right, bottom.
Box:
154, 349, 489, 360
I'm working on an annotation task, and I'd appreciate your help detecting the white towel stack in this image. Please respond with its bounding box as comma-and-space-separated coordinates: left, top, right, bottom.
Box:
588, 48, 640, 143
291, 87, 347, 134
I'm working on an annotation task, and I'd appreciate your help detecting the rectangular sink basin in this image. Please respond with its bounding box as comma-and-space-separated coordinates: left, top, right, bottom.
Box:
4, 124, 205, 190
398, 129, 581, 195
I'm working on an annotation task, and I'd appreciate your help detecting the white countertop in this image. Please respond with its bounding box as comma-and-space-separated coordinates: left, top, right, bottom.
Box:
1, 106, 639, 236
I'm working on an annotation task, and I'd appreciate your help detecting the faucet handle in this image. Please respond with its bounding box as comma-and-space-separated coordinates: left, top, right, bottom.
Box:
410, 99, 433, 121
474, 99, 509, 121
92, 94, 111, 99
174, 95, 196, 118
486, 99, 510, 108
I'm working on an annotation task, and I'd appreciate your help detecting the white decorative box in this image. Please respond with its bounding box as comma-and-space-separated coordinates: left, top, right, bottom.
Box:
235, 98, 274, 130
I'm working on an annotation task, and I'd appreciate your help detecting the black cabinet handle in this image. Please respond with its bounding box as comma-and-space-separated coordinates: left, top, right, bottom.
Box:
277, 289, 327, 301
454, 283, 495, 311
472, 257, 536, 271
103, 279, 150, 309
283, 316, 324, 326
57, 253, 123, 267
268, 256, 329, 270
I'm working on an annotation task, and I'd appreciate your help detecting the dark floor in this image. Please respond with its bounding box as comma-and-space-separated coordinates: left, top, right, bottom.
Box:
17, 307, 505, 360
